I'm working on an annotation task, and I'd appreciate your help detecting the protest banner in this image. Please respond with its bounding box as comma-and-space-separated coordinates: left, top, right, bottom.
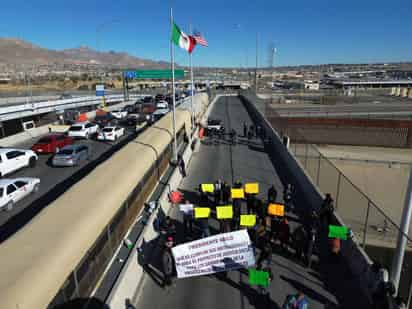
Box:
245, 183, 259, 194
248, 269, 269, 287
216, 206, 233, 219
194, 207, 211, 219
201, 184, 214, 193
231, 188, 245, 199
328, 225, 348, 240
240, 215, 256, 227
268, 203, 285, 216
172, 230, 255, 278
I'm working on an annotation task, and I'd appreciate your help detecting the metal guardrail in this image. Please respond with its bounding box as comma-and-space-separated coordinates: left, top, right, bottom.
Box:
0, 94, 142, 122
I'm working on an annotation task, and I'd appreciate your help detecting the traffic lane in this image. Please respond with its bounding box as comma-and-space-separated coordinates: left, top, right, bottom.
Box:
135, 97, 334, 308
0, 128, 136, 227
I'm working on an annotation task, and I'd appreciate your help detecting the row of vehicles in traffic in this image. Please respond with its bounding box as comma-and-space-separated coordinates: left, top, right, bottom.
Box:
0, 93, 177, 212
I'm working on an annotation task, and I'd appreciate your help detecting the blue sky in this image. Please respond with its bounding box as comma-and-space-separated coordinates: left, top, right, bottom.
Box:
1, 0, 411, 67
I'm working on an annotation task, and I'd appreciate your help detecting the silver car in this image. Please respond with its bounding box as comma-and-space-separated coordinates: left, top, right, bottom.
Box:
52, 145, 90, 167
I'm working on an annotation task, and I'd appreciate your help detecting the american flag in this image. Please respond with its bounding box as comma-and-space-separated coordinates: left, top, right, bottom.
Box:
193, 30, 208, 47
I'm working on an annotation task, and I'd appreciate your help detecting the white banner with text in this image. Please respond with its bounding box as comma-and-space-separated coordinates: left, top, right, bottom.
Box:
172, 230, 255, 278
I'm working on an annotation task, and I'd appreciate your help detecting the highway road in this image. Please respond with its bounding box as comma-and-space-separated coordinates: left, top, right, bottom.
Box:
133, 97, 370, 308
0, 124, 141, 241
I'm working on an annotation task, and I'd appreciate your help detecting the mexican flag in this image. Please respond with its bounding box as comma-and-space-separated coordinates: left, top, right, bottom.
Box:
171, 22, 196, 53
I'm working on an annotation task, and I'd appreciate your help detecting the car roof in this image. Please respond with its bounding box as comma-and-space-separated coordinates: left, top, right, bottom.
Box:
0, 148, 26, 154
0, 177, 38, 187
102, 126, 115, 129
60, 144, 87, 150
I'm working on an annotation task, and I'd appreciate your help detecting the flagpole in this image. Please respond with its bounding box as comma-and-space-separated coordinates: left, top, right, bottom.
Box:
189, 23, 195, 130
170, 7, 177, 162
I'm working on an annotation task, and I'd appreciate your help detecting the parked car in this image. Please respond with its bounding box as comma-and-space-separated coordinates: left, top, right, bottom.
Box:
31, 134, 73, 154
52, 145, 90, 167
97, 126, 125, 141
94, 113, 116, 128
68, 122, 99, 139
155, 94, 166, 102
153, 106, 170, 121
143, 96, 153, 103
122, 105, 135, 114
156, 101, 169, 109
110, 110, 128, 119
0, 149, 38, 177
0, 177, 40, 211
120, 113, 143, 127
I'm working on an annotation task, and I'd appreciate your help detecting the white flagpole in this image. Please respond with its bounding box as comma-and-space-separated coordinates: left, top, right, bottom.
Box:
170, 7, 177, 162
189, 23, 195, 129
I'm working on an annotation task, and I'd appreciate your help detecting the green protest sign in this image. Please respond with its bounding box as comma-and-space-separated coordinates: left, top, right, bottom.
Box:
248, 269, 269, 287
328, 225, 348, 240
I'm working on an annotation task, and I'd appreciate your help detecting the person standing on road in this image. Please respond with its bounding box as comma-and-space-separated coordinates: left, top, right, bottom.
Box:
267, 185, 277, 204
305, 226, 316, 268
177, 154, 186, 178
278, 217, 290, 252
222, 181, 231, 204
214, 179, 222, 205
243, 122, 248, 137
291, 225, 307, 262
320, 193, 334, 228
283, 291, 309, 309
182, 200, 194, 239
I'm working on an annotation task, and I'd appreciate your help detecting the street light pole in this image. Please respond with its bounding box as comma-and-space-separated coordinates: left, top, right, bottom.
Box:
254, 32, 259, 93
391, 167, 412, 294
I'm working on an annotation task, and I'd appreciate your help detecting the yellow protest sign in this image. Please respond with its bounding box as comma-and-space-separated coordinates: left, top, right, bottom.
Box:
231, 188, 245, 199
194, 207, 211, 218
216, 206, 233, 219
268, 203, 285, 217
245, 183, 259, 194
201, 184, 214, 193
240, 215, 256, 227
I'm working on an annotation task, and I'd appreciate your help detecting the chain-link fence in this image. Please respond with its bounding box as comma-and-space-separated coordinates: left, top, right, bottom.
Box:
244, 90, 412, 306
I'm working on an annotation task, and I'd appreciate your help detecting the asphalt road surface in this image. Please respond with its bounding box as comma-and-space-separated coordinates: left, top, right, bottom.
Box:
134, 96, 370, 309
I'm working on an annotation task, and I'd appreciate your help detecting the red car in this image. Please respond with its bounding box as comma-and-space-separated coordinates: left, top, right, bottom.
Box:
31, 134, 74, 154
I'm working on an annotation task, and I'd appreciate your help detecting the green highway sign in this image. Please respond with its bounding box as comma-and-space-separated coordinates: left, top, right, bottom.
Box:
125, 70, 184, 79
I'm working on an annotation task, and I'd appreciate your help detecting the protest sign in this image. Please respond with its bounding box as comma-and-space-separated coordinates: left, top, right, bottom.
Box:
248, 269, 269, 287
216, 206, 233, 219
194, 207, 211, 219
240, 215, 256, 227
245, 183, 259, 194
172, 230, 255, 278
268, 203, 285, 216
231, 188, 245, 199
179, 204, 194, 214
328, 225, 348, 240
201, 184, 214, 193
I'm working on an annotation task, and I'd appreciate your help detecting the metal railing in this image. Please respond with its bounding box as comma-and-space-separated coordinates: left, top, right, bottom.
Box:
243, 90, 412, 305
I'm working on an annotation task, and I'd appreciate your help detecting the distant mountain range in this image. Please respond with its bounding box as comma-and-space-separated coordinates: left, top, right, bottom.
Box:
0, 38, 170, 69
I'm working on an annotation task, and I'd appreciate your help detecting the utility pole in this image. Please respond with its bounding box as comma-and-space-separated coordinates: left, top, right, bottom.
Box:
391, 167, 412, 294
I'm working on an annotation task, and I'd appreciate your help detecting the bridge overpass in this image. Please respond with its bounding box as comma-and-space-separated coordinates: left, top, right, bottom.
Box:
131, 96, 370, 308
0, 92, 394, 308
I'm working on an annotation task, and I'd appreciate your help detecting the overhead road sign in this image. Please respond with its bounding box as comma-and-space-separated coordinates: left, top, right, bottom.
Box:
124, 69, 185, 79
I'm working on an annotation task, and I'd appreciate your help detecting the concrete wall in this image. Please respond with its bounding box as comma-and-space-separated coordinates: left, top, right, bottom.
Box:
239, 92, 376, 303
104, 93, 215, 307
